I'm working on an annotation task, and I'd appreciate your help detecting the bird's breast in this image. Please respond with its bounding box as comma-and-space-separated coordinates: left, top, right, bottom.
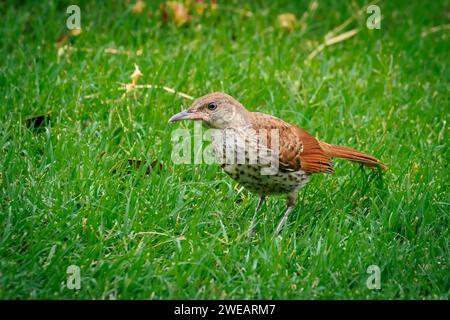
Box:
223, 164, 310, 195
209, 127, 310, 194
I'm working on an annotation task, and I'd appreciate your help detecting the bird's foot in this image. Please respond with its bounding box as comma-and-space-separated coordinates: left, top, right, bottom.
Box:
247, 220, 257, 238
274, 206, 294, 236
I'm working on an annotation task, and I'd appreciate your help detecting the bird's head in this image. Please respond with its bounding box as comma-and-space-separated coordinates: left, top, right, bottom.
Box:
168, 92, 250, 129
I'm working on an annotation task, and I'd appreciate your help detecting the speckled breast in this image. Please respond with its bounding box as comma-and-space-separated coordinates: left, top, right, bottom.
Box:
210, 127, 310, 195
222, 164, 310, 195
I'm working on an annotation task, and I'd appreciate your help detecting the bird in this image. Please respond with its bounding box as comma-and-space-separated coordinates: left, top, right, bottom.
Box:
169, 92, 386, 236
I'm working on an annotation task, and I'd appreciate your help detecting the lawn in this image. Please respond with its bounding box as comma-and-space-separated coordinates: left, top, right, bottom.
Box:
0, 0, 448, 299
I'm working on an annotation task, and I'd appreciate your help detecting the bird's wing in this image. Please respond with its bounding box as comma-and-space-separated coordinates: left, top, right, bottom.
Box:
250, 112, 334, 174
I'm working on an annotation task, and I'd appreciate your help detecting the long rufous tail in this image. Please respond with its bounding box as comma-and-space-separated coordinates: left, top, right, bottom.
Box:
319, 142, 387, 171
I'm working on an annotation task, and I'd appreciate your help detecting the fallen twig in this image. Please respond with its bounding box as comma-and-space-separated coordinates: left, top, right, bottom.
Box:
119, 83, 194, 100
57, 45, 143, 61
421, 24, 450, 37
307, 28, 360, 62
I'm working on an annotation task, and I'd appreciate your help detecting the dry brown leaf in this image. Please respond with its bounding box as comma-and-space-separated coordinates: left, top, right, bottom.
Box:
160, 3, 169, 22
162, 2, 192, 27
25, 113, 51, 130
132, 0, 146, 14
277, 13, 297, 32
210, 0, 217, 10
131, 64, 143, 86
70, 28, 82, 36
194, 0, 206, 15
55, 33, 69, 48
124, 64, 143, 93
171, 2, 191, 26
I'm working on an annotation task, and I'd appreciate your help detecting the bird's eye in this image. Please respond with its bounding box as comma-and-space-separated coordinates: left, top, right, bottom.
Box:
207, 102, 218, 111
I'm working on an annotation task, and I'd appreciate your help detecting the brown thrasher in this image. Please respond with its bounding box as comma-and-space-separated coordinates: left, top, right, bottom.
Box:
169, 92, 386, 236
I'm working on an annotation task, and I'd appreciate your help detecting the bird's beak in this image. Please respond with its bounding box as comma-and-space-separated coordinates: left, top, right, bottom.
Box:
168, 110, 191, 123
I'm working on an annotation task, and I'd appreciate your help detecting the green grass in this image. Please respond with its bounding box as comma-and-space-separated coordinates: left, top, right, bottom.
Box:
0, 0, 449, 299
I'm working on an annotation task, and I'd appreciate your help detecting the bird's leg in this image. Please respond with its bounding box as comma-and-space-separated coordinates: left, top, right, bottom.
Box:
275, 192, 297, 235
248, 195, 265, 237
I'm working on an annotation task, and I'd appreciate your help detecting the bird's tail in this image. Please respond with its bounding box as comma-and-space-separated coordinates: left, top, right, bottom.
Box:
319, 142, 387, 171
